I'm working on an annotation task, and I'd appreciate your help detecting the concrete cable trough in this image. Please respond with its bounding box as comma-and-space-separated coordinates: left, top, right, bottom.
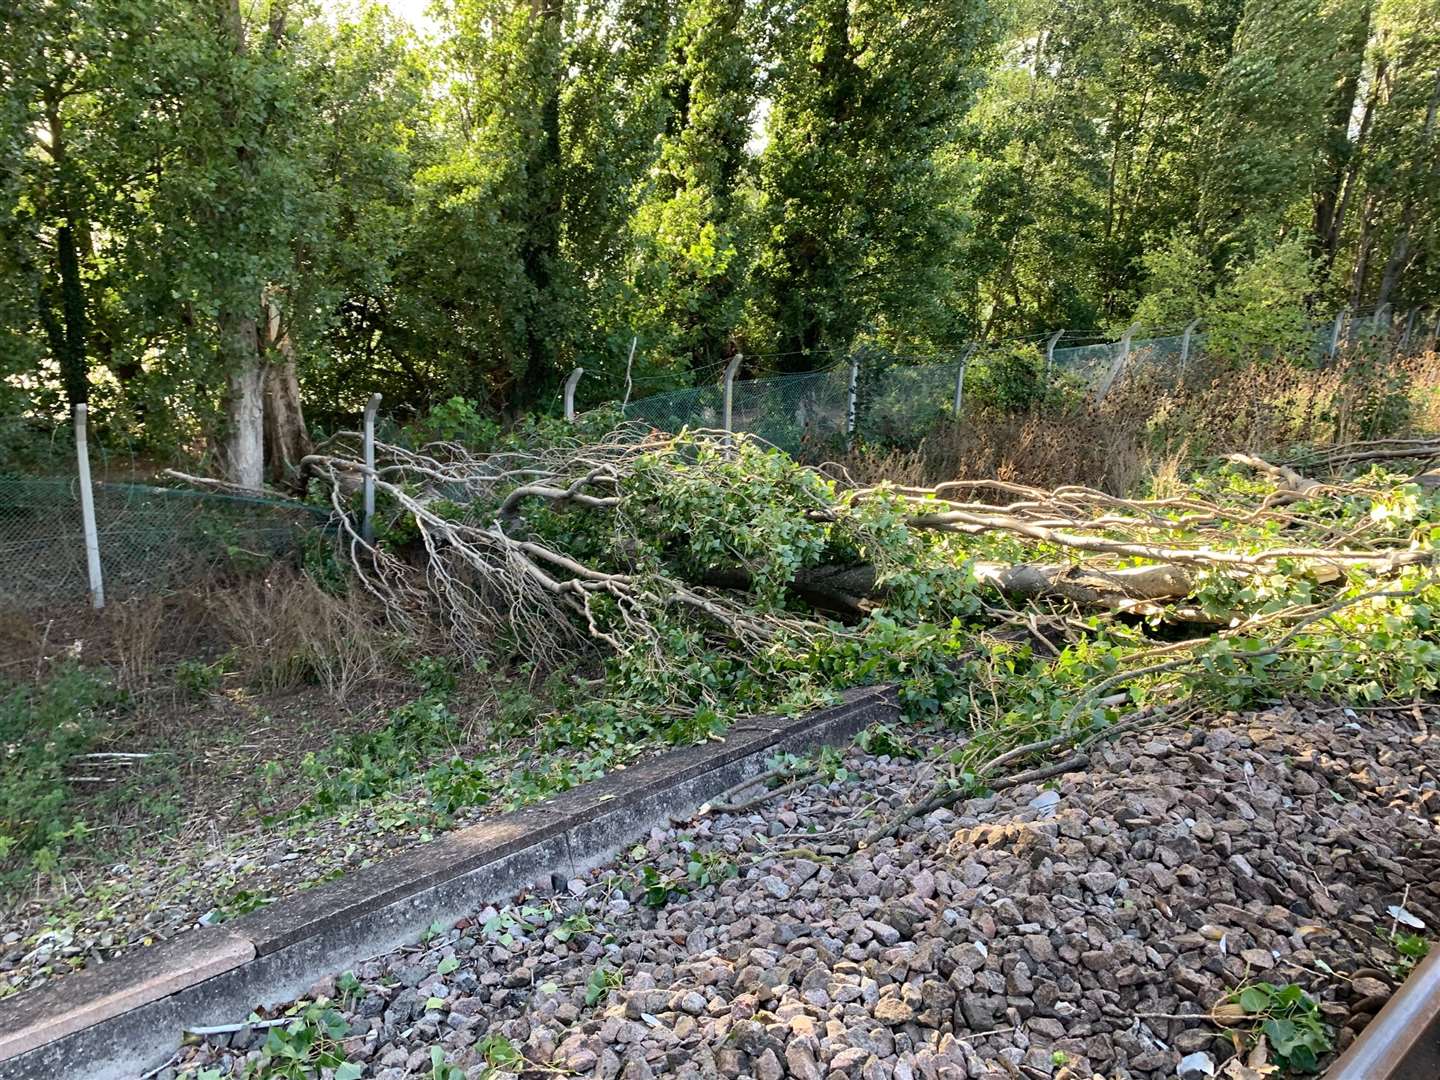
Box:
0, 687, 896, 1080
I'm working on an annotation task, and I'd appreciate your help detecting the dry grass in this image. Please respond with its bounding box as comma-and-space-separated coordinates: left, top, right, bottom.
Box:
211, 570, 405, 705
827, 347, 1440, 494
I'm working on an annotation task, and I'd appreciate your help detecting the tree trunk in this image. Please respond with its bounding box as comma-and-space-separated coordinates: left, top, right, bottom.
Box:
220, 312, 264, 490
1375, 66, 1440, 310
260, 294, 311, 485
1311, 0, 1373, 266
54, 221, 89, 408
518, 0, 563, 405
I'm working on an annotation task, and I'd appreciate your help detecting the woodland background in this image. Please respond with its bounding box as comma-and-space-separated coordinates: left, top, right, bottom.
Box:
3, 0, 1439, 484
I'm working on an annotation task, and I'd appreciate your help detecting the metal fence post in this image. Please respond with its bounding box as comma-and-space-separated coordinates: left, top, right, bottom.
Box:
721, 353, 742, 451
845, 352, 860, 443
73, 403, 105, 609
1097, 323, 1140, 402
1044, 330, 1064, 379
1178, 317, 1201, 379
362, 392, 381, 544
1329, 308, 1348, 361
563, 367, 584, 422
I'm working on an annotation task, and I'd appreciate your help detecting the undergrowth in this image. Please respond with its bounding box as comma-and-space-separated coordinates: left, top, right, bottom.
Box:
0, 666, 117, 883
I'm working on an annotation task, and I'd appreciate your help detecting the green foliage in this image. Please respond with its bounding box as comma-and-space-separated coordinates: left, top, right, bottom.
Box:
1130, 233, 1209, 332
1231, 982, 1333, 1073
965, 343, 1047, 412
0, 666, 114, 880
242, 1005, 355, 1080
584, 963, 625, 1006
173, 657, 228, 699
299, 695, 462, 815
1204, 239, 1320, 364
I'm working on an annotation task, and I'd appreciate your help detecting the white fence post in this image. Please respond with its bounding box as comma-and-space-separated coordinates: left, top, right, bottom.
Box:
952, 343, 976, 418
721, 353, 742, 451
1329, 308, 1348, 361
1097, 323, 1140, 402
73, 403, 105, 610
1178, 317, 1201, 378
362, 392, 381, 544
1044, 329, 1064, 379
845, 352, 860, 442
563, 367, 584, 422
1400, 307, 1419, 352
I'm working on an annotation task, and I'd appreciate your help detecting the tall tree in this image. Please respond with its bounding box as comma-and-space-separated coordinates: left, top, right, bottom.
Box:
751, 0, 994, 367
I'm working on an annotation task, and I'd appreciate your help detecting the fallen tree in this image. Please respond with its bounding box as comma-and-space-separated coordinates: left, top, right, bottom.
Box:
169, 423, 1431, 797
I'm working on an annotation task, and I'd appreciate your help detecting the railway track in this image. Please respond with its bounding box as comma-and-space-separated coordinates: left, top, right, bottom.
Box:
1328, 947, 1440, 1079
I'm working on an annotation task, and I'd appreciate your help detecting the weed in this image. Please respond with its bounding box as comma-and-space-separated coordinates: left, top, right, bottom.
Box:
1228, 981, 1332, 1073
552, 910, 594, 944
475, 1032, 524, 1073
0, 664, 115, 881
335, 971, 362, 1007
300, 695, 462, 815
1386, 929, 1429, 976
686, 850, 740, 888
856, 722, 920, 759
208, 889, 276, 923
584, 963, 625, 1006
242, 1004, 357, 1079
408, 655, 458, 696
174, 656, 228, 699
430, 1046, 465, 1080
638, 864, 688, 908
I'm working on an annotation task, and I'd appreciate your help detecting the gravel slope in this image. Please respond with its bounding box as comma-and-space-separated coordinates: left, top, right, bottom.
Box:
169, 701, 1440, 1079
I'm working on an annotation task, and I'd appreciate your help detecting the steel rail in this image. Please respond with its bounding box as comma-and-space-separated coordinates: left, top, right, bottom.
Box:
1326, 947, 1440, 1079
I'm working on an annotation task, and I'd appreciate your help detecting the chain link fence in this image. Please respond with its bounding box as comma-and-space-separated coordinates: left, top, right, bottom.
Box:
2, 305, 1430, 609
0, 416, 328, 610
621, 307, 1427, 452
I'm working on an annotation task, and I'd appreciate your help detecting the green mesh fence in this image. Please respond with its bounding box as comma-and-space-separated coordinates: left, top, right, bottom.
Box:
0, 474, 329, 608
622, 309, 1409, 446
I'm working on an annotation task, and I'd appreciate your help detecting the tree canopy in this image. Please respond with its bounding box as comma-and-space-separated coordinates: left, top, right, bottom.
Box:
2, 0, 1438, 480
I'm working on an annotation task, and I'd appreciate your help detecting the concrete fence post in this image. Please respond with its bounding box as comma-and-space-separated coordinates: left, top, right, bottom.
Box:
952, 343, 977, 418
722, 353, 743, 451
1400, 308, 1419, 352
1178, 317, 1201, 379
845, 352, 860, 443
563, 367, 584, 422
1097, 323, 1140, 402
1044, 329, 1064, 379
362, 392, 381, 544
1329, 308, 1349, 361
73, 403, 104, 610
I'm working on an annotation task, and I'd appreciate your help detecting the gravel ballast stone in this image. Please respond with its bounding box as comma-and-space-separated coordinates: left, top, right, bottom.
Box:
165, 701, 1440, 1079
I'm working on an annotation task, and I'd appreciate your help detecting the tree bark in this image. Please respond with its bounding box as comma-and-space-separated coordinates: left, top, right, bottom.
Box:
1375, 66, 1440, 310
220, 312, 264, 490
260, 293, 312, 485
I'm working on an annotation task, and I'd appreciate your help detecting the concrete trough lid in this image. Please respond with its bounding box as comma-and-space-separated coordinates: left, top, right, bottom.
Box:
0, 685, 897, 1080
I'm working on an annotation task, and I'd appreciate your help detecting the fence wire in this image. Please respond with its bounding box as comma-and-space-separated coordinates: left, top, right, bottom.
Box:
0, 307, 1426, 609
0, 461, 329, 610
622, 309, 1414, 449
